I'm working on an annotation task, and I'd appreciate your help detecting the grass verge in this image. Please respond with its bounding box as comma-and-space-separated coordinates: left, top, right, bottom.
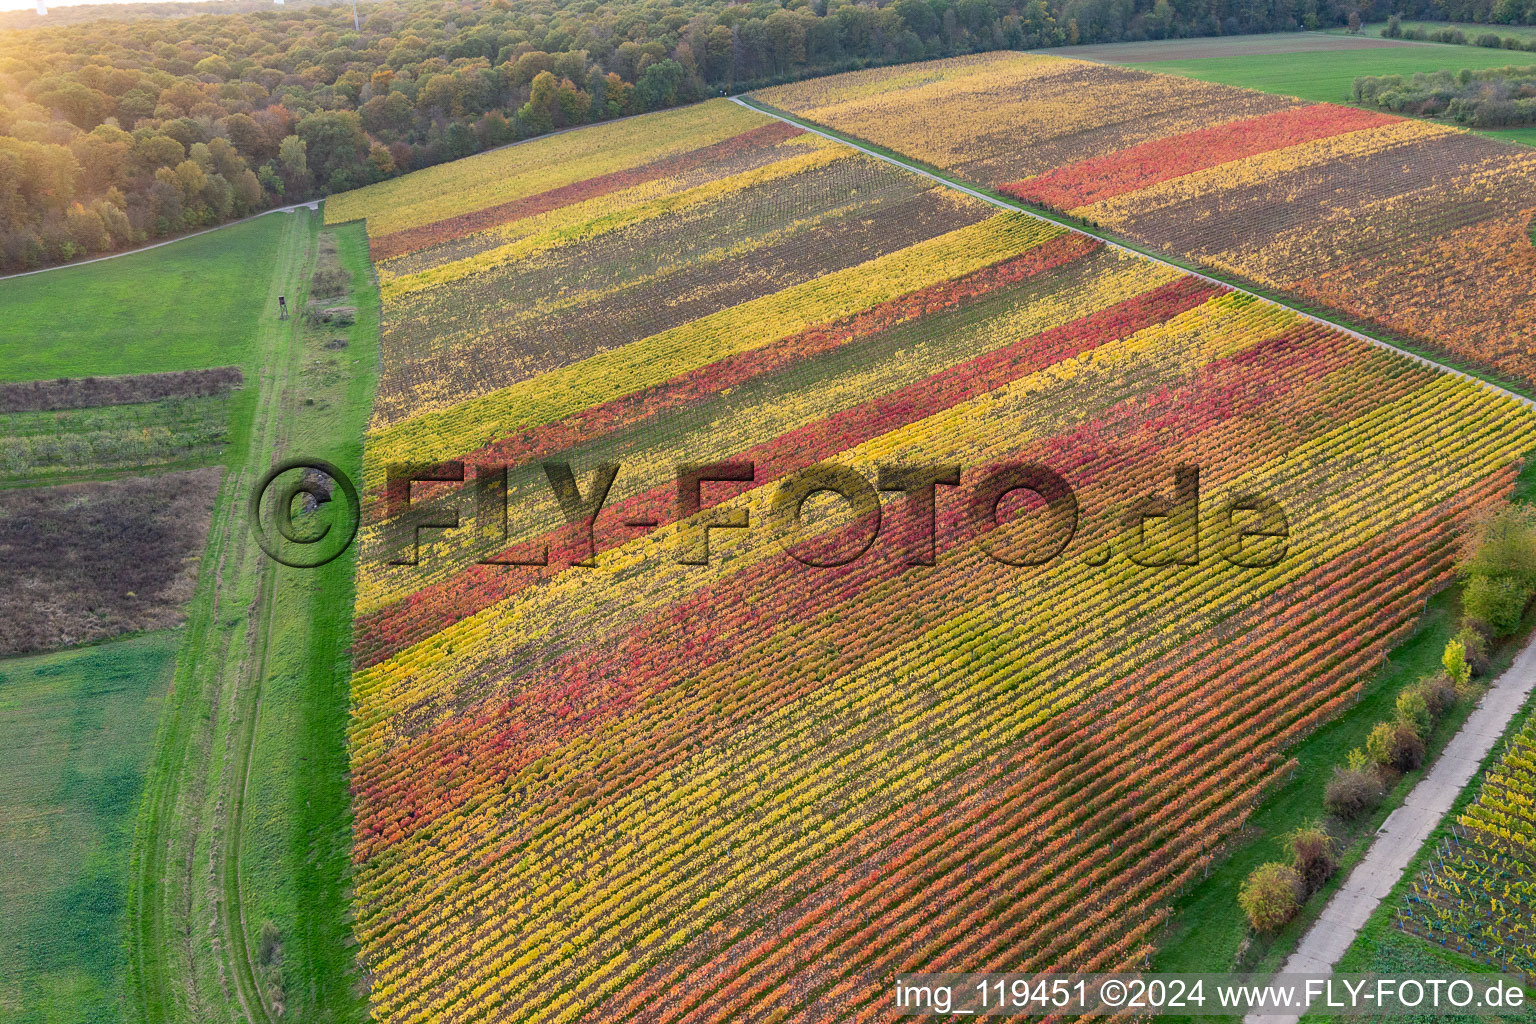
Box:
233, 220, 378, 1022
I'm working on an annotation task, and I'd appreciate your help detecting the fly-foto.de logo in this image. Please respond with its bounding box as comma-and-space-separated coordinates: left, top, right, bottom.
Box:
354, 460, 1290, 572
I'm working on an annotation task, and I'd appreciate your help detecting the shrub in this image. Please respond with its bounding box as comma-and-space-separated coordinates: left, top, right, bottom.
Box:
1461, 506, 1536, 587
1442, 638, 1469, 686
1464, 574, 1531, 637
1396, 722, 1426, 770
1396, 688, 1432, 735
305, 304, 357, 326
1477, 32, 1504, 47
1451, 627, 1487, 676
1417, 673, 1459, 719
1384, 14, 1402, 37
1325, 763, 1384, 819
1366, 721, 1424, 772
1366, 721, 1396, 768
1371, 722, 1427, 772
1288, 823, 1338, 893
1239, 863, 1305, 932
310, 265, 352, 298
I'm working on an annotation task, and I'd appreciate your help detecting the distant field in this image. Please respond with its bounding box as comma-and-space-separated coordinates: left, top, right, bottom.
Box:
1047, 32, 1425, 63
0, 632, 176, 1024
1491, 126, 1536, 147
1134, 44, 1536, 103
0, 214, 285, 382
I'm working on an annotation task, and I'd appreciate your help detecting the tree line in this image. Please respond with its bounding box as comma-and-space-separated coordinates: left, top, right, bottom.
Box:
1, 0, 1530, 272
1356, 62, 1536, 126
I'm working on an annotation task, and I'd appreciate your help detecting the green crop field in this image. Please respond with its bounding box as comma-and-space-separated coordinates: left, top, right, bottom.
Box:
0, 633, 177, 1024
0, 214, 286, 383
1135, 44, 1536, 104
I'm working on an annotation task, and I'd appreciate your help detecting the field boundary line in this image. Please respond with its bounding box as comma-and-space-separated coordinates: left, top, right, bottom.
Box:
731, 95, 1536, 413
1244, 640, 1536, 1024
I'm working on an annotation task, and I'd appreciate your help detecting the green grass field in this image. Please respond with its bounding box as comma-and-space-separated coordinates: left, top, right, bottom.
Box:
0, 633, 178, 1023
1490, 126, 1536, 147
0, 214, 286, 382
1136, 44, 1536, 104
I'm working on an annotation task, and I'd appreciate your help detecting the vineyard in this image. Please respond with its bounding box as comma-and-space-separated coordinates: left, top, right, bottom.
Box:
1402, 716, 1536, 977
754, 53, 1536, 389
326, 94, 1536, 1024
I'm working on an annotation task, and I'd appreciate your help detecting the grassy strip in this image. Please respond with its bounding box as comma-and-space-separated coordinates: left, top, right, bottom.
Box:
734, 97, 1536, 403
234, 220, 378, 1023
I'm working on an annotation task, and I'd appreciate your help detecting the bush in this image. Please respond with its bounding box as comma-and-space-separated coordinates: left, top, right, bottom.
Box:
310, 265, 352, 299
1477, 32, 1504, 47
1461, 506, 1536, 587
1442, 638, 1468, 686
1396, 689, 1432, 735
1384, 14, 1402, 37
1464, 574, 1531, 637
1239, 863, 1305, 932
1288, 823, 1338, 893
1370, 718, 1425, 773
1325, 764, 1384, 819
1367, 721, 1424, 772
305, 304, 357, 327
1450, 628, 1487, 676
1366, 721, 1396, 768
1395, 722, 1426, 770
1417, 673, 1459, 719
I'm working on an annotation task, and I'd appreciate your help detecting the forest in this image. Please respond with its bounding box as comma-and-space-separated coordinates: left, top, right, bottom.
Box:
1, 0, 1533, 271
